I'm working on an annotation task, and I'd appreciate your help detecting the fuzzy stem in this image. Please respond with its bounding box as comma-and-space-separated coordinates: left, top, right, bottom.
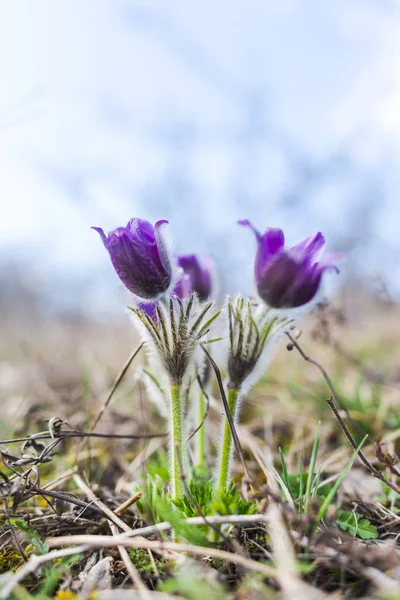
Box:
197, 391, 207, 470
170, 383, 184, 500
217, 386, 240, 492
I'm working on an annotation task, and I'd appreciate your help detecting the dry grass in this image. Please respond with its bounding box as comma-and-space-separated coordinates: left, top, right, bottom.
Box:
0, 286, 400, 599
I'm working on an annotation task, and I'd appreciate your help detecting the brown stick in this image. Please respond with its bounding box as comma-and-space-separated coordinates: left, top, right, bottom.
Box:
47, 535, 276, 578
113, 492, 143, 516
326, 396, 400, 495
286, 332, 365, 438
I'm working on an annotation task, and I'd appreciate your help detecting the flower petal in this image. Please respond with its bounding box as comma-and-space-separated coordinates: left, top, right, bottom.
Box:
255, 227, 285, 283
178, 254, 212, 301
138, 301, 159, 322
290, 232, 325, 261
260, 227, 285, 255
127, 218, 155, 243
91, 226, 109, 249
257, 252, 301, 308
284, 261, 323, 307
154, 220, 172, 280
173, 270, 192, 299
317, 252, 342, 274
238, 219, 261, 240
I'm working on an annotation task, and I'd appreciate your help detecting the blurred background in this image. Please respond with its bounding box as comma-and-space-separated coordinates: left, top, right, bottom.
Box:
1, 0, 400, 322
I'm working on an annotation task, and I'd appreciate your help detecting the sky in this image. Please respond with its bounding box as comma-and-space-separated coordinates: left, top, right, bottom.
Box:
1, 0, 400, 312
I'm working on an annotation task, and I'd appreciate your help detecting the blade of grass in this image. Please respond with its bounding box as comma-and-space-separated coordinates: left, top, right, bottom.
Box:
298, 453, 304, 512
317, 435, 368, 521
311, 465, 322, 499
279, 447, 289, 489
304, 422, 320, 515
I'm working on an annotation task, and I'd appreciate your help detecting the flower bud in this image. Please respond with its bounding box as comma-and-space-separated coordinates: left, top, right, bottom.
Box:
93, 218, 172, 301
239, 220, 339, 309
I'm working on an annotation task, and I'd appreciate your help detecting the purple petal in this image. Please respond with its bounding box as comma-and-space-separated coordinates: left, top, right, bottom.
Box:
127, 218, 155, 242
173, 271, 192, 299
91, 226, 109, 249
139, 301, 159, 322
284, 261, 323, 307
178, 254, 212, 301
290, 232, 325, 262
260, 228, 285, 255
317, 252, 342, 273
257, 252, 302, 308
255, 227, 285, 283
154, 220, 172, 279
239, 220, 285, 284
155, 219, 169, 228
238, 219, 261, 240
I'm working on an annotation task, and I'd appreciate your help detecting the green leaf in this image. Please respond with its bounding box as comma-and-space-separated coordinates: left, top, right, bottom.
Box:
279, 447, 289, 489
146, 451, 170, 482
10, 518, 48, 554
304, 422, 320, 514
211, 483, 258, 516
155, 496, 210, 546
283, 473, 308, 502
336, 510, 378, 540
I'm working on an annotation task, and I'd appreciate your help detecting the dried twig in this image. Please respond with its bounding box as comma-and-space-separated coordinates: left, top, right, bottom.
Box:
109, 522, 150, 598
73, 474, 172, 571
73, 474, 131, 532
0, 545, 88, 599
326, 396, 400, 495
114, 492, 143, 516
0, 430, 167, 445
286, 332, 365, 437
64, 514, 270, 541
47, 535, 276, 578
17, 485, 106, 518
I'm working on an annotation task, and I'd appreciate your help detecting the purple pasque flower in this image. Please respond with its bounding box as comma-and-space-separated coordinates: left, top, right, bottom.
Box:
137, 271, 191, 322
92, 218, 173, 301
178, 255, 212, 301
239, 220, 339, 309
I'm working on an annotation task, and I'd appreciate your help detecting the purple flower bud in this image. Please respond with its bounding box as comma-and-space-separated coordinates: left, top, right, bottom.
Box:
239, 220, 340, 309
178, 255, 212, 301
173, 271, 192, 300
92, 218, 173, 301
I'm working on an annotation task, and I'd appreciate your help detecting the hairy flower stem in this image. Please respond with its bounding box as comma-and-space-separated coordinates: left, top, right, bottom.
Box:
217, 386, 240, 492
170, 383, 184, 500
197, 391, 207, 470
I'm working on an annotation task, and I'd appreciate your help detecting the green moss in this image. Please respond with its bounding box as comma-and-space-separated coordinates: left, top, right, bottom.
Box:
128, 548, 165, 576
0, 549, 23, 574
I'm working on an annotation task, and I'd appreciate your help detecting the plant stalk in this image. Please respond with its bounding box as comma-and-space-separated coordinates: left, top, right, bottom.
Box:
197, 390, 207, 470
217, 386, 240, 492
170, 383, 184, 499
